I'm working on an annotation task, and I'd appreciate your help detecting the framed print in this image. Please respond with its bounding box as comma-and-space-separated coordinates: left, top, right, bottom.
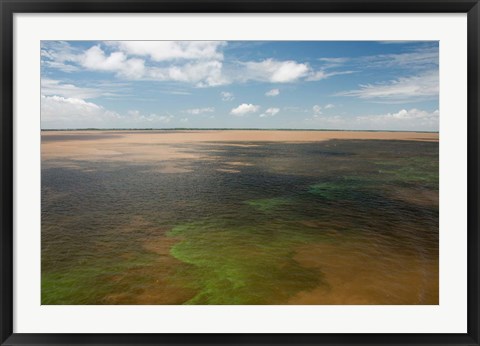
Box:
1, 0, 479, 345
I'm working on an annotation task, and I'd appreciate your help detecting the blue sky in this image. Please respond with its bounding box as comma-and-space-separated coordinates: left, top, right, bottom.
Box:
41, 41, 439, 131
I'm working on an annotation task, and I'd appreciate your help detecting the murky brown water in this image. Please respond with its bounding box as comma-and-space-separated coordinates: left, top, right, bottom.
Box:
41, 130, 438, 305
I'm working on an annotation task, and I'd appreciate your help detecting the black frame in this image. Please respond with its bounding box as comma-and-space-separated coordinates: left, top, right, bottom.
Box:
1, 0, 479, 345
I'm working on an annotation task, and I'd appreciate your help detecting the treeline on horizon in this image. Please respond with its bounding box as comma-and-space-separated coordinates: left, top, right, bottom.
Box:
40, 128, 439, 133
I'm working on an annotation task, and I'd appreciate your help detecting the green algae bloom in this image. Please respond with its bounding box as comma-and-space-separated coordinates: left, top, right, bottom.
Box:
245, 197, 292, 212
167, 220, 327, 304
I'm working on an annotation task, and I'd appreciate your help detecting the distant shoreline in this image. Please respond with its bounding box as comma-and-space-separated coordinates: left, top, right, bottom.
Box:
41, 130, 439, 147
41, 128, 439, 134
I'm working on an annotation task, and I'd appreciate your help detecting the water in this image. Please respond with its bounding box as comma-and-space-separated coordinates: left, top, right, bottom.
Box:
41, 132, 438, 304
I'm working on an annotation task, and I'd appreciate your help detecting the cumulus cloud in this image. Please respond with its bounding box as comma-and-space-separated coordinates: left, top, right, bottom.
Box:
185, 107, 215, 115
325, 104, 335, 109
337, 70, 438, 102
110, 41, 225, 61
41, 95, 175, 128
230, 103, 260, 116
260, 107, 280, 118
41, 95, 119, 125
42, 42, 354, 88
265, 88, 280, 97
51, 44, 226, 87
80, 45, 146, 79
148, 60, 227, 87
221, 91, 234, 101
242, 59, 309, 83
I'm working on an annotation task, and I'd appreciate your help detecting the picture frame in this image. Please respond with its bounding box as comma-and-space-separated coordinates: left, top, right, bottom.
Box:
1, 0, 479, 345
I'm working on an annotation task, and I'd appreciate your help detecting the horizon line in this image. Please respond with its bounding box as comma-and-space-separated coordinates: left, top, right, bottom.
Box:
40, 128, 439, 133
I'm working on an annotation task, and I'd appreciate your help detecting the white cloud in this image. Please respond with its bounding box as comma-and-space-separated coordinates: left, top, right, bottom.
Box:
41, 41, 80, 72
357, 108, 438, 122
361, 47, 438, 70
337, 70, 438, 101
79, 47, 228, 86
42, 42, 355, 88
311, 104, 334, 117
126, 110, 174, 124
306, 71, 329, 81
260, 107, 280, 118
148, 60, 227, 87
41, 95, 119, 125
79, 45, 146, 79
41, 95, 177, 128
265, 88, 280, 97
319, 57, 349, 65
304, 108, 438, 131
242, 59, 309, 83
43, 42, 227, 87
41, 79, 102, 99
185, 107, 215, 115
163, 90, 191, 95
312, 105, 322, 116
306, 70, 355, 81
319, 46, 438, 72
355, 108, 439, 131
110, 41, 225, 61
230, 103, 260, 116
221, 91, 234, 101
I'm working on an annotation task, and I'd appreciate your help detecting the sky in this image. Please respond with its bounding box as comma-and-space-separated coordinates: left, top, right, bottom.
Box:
41, 41, 439, 131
